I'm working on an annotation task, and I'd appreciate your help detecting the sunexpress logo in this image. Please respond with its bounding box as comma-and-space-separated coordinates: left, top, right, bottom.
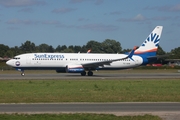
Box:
142, 33, 160, 47
34, 54, 65, 59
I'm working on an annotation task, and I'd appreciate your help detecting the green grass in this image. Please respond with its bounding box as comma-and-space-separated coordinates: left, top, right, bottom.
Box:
0, 114, 162, 120
0, 79, 180, 103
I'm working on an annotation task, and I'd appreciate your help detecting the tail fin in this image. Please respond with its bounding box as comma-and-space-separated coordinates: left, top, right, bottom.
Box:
135, 26, 163, 56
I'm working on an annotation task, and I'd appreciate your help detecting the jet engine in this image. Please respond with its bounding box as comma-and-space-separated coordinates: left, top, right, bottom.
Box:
66, 65, 85, 73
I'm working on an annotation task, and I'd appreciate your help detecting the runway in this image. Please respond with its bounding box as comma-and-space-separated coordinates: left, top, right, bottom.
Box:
1, 72, 180, 80
0, 103, 180, 114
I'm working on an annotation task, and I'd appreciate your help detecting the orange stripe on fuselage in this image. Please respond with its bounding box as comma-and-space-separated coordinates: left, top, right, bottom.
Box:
134, 48, 157, 54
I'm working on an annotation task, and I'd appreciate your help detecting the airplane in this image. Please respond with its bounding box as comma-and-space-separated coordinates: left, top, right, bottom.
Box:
6, 26, 163, 76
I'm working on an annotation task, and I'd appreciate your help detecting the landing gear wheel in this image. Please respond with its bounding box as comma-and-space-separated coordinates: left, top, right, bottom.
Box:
21, 73, 25, 76
88, 71, 93, 76
81, 71, 86, 76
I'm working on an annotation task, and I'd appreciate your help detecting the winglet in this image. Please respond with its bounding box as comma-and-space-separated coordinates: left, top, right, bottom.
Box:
87, 49, 91, 53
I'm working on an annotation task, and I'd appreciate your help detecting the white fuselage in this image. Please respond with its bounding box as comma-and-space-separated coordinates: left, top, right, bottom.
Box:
6, 53, 143, 70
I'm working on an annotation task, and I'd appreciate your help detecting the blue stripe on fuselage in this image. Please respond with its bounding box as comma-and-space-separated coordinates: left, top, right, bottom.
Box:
125, 51, 157, 65
135, 51, 157, 65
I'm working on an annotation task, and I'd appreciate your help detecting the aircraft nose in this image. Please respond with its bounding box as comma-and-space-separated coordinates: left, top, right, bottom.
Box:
6, 60, 12, 66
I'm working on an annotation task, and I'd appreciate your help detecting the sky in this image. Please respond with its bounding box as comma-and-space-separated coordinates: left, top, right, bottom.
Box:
0, 0, 180, 52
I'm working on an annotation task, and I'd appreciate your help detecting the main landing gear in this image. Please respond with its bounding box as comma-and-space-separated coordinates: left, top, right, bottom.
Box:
81, 71, 86, 76
81, 70, 93, 76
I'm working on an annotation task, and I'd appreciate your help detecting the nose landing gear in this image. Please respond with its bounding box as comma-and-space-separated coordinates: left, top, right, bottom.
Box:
16, 68, 25, 76
21, 72, 25, 76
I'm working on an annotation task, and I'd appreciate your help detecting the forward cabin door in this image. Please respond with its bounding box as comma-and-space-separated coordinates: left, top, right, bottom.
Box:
26, 55, 31, 65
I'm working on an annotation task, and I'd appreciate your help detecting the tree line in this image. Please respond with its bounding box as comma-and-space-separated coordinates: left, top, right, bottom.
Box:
0, 39, 122, 58
0, 39, 179, 60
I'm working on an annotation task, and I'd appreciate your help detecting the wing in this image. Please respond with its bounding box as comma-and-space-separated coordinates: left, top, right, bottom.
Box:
81, 46, 138, 69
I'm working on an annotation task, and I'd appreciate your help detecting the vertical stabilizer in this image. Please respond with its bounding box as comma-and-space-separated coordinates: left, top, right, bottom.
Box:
135, 26, 163, 56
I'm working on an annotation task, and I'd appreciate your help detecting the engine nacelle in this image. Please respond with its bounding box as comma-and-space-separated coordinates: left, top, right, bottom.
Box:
66, 65, 85, 73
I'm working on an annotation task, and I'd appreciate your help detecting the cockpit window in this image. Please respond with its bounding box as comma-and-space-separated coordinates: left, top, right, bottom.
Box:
13, 57, 20, 60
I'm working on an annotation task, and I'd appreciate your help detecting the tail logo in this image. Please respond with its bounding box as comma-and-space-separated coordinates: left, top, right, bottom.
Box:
142, 33, 160, 47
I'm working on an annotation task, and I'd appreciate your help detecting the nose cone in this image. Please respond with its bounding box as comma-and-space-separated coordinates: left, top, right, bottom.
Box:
6, 60, 12, 66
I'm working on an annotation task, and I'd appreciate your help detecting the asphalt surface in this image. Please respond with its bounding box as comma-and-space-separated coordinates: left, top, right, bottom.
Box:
0, 103, 180, 113
1, 73, 180, 80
